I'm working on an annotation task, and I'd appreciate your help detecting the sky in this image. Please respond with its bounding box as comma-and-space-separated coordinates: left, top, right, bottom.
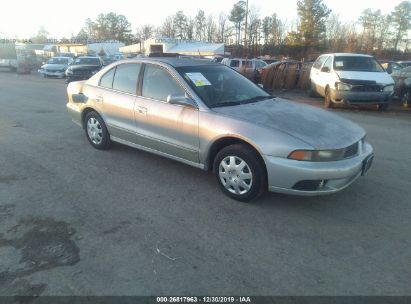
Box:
0, 0, 402, 39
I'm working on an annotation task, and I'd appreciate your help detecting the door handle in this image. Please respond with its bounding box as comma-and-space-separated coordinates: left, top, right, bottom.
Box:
136, 105, 147, 114
95, 96, 103, 102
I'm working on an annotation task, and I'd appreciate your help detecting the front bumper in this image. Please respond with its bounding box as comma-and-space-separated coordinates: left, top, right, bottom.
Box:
263, 142, 374, 196
331, 89, 392, 104
39, 69, 66, 77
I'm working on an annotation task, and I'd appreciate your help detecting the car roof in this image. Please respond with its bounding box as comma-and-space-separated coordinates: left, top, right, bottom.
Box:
116, 57, 221, 68
321, 53, 373, 57
77, 56, 100, 59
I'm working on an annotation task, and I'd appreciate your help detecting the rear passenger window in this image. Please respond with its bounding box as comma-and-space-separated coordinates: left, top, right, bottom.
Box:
112, 64, 141, 94
99, 68, 115, 88
142, 64, 185, 101
230, 60, 240, 68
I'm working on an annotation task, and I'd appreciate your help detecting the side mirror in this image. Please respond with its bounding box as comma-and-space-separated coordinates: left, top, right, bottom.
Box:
167, 93, 197, 108
321, 66, 330, 73
386, 66, 393, 74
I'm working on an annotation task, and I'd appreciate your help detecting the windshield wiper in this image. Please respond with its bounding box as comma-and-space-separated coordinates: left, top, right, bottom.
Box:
211, 101, 242, 108
240, 95, 273, 104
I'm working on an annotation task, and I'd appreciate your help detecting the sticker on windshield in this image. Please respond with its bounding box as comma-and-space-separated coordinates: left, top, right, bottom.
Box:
335, 61, 344, 67
185, 72, 211, 86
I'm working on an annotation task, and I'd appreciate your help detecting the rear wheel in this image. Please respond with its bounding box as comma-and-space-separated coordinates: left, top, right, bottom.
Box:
213, 144, 266, 202
377, 103, 389, 111
324, 87, 333, 108
402, 90, 410, 108
84, 111, 111, 150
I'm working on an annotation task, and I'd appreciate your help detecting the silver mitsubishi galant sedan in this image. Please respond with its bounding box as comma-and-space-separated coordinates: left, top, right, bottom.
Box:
66, 57, 374, 201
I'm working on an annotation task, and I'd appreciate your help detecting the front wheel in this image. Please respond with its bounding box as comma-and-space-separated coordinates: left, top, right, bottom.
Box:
84, 111, 111, 150
213, 144, 266, 202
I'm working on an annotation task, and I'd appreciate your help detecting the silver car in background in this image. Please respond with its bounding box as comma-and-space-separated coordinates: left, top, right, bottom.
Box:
66, 58, 374, 201
38, 57, 73, 78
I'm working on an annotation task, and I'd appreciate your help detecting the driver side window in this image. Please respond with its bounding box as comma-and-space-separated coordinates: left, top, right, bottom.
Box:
322, 56, 332, 72
142, 64, 185, 101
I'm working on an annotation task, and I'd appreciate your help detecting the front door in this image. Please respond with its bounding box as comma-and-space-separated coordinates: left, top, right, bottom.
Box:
134, 63, 199, 164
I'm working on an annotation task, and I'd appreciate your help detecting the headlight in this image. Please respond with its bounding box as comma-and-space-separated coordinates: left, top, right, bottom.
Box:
288, 149, 345, 161
383, 85, 394, 92
335, 82, 352, 91
66, 68, 73, 75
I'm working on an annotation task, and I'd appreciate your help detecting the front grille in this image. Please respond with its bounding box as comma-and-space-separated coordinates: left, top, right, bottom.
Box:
73, 70, 91, 75
343, 142, 359, 158
351, 85, 382, 92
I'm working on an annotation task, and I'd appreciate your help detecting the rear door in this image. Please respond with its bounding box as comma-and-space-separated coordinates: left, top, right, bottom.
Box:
93, 63, 142, 143
133, 63, 199, 164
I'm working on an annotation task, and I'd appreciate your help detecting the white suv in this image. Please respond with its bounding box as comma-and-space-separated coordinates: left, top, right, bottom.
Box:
309, 53, 394, 110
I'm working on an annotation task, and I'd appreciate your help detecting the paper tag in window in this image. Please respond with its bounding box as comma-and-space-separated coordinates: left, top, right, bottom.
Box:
335, 61, 344, 67
185, 72, 211, 86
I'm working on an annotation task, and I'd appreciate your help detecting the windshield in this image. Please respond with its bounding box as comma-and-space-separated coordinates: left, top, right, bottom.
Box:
333, 56, 384, 72
48, 58, 69, 65
176, 65, 271, 108
73, 58, 100, 65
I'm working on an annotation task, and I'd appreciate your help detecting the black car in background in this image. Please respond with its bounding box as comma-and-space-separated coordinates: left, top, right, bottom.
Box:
65, 56, 103, 83
391, 66, 411, 107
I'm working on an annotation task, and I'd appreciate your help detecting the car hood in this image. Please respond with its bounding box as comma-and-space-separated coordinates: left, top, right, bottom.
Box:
335, 71, 394, 85
41, 64, 67, 70
69, 65, 101, 71
212, 98, 365, 150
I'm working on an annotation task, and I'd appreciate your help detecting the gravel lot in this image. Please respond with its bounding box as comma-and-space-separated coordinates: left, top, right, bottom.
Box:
0, 71, 410, 296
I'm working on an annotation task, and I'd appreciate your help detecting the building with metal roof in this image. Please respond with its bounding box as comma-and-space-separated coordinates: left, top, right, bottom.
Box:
142, 38, 225, 56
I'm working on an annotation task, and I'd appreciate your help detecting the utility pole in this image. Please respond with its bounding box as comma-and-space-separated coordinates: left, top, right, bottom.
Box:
243, 0, 248, 58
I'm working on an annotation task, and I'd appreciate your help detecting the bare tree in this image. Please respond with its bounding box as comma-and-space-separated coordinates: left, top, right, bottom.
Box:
160, 16, 175, 38
229, 1, 246, 46
186, 18, 195, 40
391, 1, 411, 50
205, 15, 217, 42
218, 13, 228, 43
195, 10, 206, 40
173, 11, 188, 39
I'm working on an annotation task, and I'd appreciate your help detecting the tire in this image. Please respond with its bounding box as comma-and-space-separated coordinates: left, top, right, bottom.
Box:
324, 87, 333, 108
84, 111, 111, 150
213, 144, 267, 202
402, 90, 410, 108
377, 103, 389, 111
